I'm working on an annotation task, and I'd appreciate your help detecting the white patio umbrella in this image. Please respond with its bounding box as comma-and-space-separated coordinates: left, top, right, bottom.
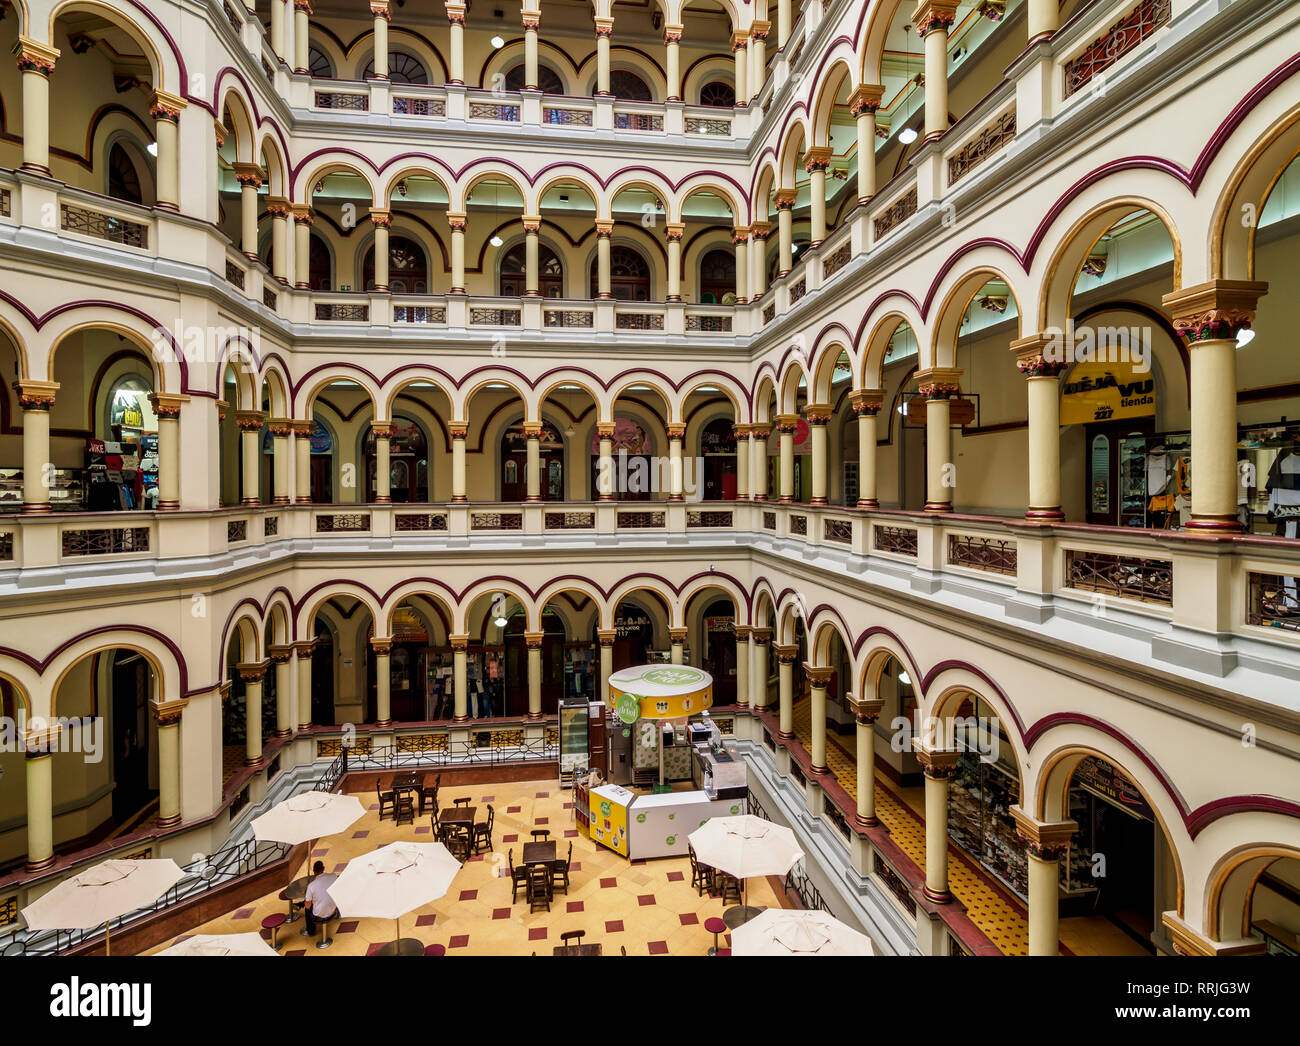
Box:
155, 931, 279, 957
327, 841, 462, 956
688, 815, 804, 925
732, 908, 876, 957
252, 790, 366, 881
21, 857, 185, 955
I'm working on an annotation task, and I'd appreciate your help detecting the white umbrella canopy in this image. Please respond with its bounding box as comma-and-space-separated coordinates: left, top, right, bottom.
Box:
21, 858, 185, 932
155, 932, 279, 957
688, 815, 804, 880
328, 841, 462, 921
252, 790, 366, 847
732, 908, 876, 957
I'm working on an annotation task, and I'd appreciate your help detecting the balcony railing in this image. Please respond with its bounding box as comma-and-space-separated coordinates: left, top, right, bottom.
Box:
1064, 0, 1172, 98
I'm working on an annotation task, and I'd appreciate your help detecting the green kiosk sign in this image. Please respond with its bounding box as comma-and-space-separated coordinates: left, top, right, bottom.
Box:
615, 692, 642, 725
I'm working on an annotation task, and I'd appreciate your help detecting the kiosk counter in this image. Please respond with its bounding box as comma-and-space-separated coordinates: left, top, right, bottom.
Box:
588, 784, 745, 860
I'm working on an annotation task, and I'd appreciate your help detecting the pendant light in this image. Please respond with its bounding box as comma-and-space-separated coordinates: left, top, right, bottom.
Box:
899, 25, 919, 145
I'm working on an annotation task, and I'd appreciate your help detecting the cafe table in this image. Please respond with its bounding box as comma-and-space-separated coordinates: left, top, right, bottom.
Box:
521, 840, 557, 867
438, 806, 477, 853
553, 943, 602, 956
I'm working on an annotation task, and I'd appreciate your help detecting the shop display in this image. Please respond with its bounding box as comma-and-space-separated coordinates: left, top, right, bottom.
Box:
1116, 433, 1192, 529
588, 781, 743, 860
86, 437, 144, 511
558, 698, 589, 784
947, 747, 1028, 900
564, 644, 596, 700
0, 468, 84, 511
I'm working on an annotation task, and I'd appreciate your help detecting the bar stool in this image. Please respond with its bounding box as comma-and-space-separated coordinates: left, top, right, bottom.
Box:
424, 943, 446, 956
316, 915, 335, 950
704, 917, 727, 957
261, 912, 287, 950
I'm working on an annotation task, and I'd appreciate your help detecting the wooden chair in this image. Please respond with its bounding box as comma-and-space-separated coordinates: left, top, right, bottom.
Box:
452, 797, 472, 808
689, 844, 714, 896
394, 791, 415, 826
443, 829, 470, 861
559, 930, 585, 947
530, 829, 551, 843
419, 774, 439, 815
715, 872, 742, 905
551, 841, 572, 895
376, 779, 395, 821
472, 805, 494, 855
527, 863, 552, 912
508, 849, 529, 903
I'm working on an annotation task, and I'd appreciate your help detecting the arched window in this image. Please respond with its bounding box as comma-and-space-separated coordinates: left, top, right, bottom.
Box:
108, 143, 143, 204
699, 81, 735, 107
698, 247, 736, 303
363, 235, 429, 293
364, 414, 429, 503
308, 46, 334, 79
591, 245, 651, 300
610, 69, 652, 101
363, 50, 428, 84
505, 63, 564, 94
499, 241, 564, 297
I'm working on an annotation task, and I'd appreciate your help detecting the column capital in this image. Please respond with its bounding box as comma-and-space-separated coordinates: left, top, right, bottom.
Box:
773, 643, 798, 664
445, 1, 467, 25
912, 742, 959, 778
369, 208, 392, 228
733, 625, 752, 641
148, 392, 190, 419
268, 644, 294, 664
667, 423, 686, 440
912, 0, 959, 36
1009, 333, 1071, 377
522, 421, 544, 439
234, 409, 266, 432
291, 203, 315, 224
449, 634, 470, 651
151, 698, 188, 728
803, 146, 833, 174
748, 425, 771, 441
449, 421, 469, 440
774, 188, 798, 210
849, 83, 885, 116
597, 628, 617, 647
524, 631, 545, 649
1162, 279, 1269, 342
149, 89, 187, 122
521, 214, 541, 233
774, 413, 800, 434
232, 161, 264, 188
750, 20, 771, 40
731, 225, 751, 244
291, 638, 318, 656
1010, 807, 1077, 860
663, 23, 683, 44
803, 664, 834, 687
913, 367, 963, 398
371, 421, 395, 440
13, 37, 60, 76
750, 627, 773, 646
664, 222, 684, 243
731, 423, 753, 438
594, 218, 615, 238
265, 417, 295, 438
370, 637, 394, 655
521, 9, 541, 30
851, 388, 884, 415
848, 696, 884, 724
294, 0, 314, 12
13, 380, 59, 411
594, 17, 614, 37
370, 1, 392, 19
597, 422, 616, 439
730, 30, 748, 51
668, 627, 688, 644
446, 210, 467, 231
804, 404, 833, 426
236, 660, 270, 683
290, 418, 316, 437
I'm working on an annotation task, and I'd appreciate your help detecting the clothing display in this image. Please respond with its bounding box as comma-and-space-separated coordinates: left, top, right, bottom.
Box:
1266, 450, 1300, 612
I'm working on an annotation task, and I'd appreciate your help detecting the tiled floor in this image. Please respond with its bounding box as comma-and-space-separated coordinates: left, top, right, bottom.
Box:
790, 701, 1150, 956
147, 777, 787, 957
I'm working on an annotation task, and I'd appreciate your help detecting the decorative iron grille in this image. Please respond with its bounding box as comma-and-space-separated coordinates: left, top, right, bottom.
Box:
62, 527, 150, 557
1064, 548, 1173, 605
393, 305, 446, 324
874, 524, 918, 557
685, 117, 731, 136
686, 314, 732, 332
947, 109, 1016, 185
822, 794, 851, 839
223, 1, 241, 30
1247, 573, 1300, 632
763, 511, 777, 530
225, 259, 245, 288
789, 278, 807, 304
469, 102, 520, 121
873, 186, 918, 240
61, 203, 148, 248
0, 189, 10, 218
393, 97, 446, 116
947, 533, 1017, 575
614, 112, 663, 131
544, 310, 594, 328
227, 519, 247, 543
315, 303, 369, 321
263, 286, 278, 310
822, 242, 851, 279
315, 91, 369, 110
790, 514, 808, 536
615, 312, 664, 330
395, 733, 450, 753
0, 533, 14, 561
263, 516, 279, 537
315, 512, 370, 533
823, 519, 852, 544
617, 510, 665, 528
543, 107, 593, 126
470, 511, 523, 530
687, 510, 733, 528
395, 512, 449, 531
261, 57, 275, 84
545, 511, 596, 529
763, 302, 776, 325
470, 308, 521, 326
875, 857, 917, 916
1064, 0, 1171, 97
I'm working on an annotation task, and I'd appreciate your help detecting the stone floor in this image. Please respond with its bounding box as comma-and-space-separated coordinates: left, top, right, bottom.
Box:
146, 776, 788, 956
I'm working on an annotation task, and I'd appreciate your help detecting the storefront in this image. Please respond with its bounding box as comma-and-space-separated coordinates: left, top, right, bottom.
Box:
590, 415, 655, 501
501, 420, 564, 501
700, 418, 737, 500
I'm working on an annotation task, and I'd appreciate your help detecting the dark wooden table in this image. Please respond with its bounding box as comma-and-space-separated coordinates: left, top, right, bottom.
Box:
553, 943, 602, 956
439, 806, 477, 832
522, 840, 557, 867
391, 771, 420, 794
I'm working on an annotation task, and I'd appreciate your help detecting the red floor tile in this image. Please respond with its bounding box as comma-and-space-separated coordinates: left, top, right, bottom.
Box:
637, 894, 656, 906
647, 941, 669, 955
528, 927, 547, 941
448, 934, 470, 948
679, 913, 699, 926
605, 920, 624, 933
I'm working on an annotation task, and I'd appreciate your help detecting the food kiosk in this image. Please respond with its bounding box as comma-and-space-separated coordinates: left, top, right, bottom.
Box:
607, 664, 713, 786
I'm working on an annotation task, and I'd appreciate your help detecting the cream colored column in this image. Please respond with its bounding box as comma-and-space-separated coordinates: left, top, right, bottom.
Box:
239, 662, 268, 766
915, 369, 961, 513
149, 394, 187, 511
267, 420, 291, 504
734, 626, 751, 709
445, 4, 465, 84
1012, 810, 1077, 956
734, 425, 750, 500
1011, 337, 1067, 520
849, 698, 883, 826
294, 640, 315, 728
748, 23, 769, 100
916, 746, 957, 902
450, 423, 468, 502
270, 646, 293, 736
775, 191, 795, 276
371, 211, 391, 290
15, 39, 58, 174
233, 163, 263, 261
807, 407, 830, 505
665, 224, 684, 302
669, 628, 687, 665
751, 427, 769, 500
522, 11, 540, 88
851, 392, 882, 508
371, 1, 390, 79
594, 20, 613, 95
293, 206, 314, 288
1027, 0, 1059, 40
777, 0, 791, 47
153, 703, 183, 827
598, 630, 615, 699
806, 665, 833, 775
776, 415, 797, 503
851, 85, 883, 203
595, 220, 613, 298
774, 644, 796, 739
451, 636, 469, 720
271, 0, 288, 60
750, 225, 770, 298
15, 381, 57, 514
597, 423, 615, 500
522, 217, 541, 296
293, 0, 312, 74
750, 630, 771, 708
805, 149, 831, 247
150, 92, 185, 212
668, 423, 685, 501
733, 228, 749, 304
525, 632, 544, 719
24, 739, 55, 871
447, 211, 466, 293
524, 422, 542, 502
1163, 282, 1266, 530
372, 423, 392, 503
236, 411, 265, 505
664, 26, 682, 101
731, 34, 748, 106
292, 421, 313, 503
372, 638, 392, 725
916, 2, 956, 139
266, 199, 290, 283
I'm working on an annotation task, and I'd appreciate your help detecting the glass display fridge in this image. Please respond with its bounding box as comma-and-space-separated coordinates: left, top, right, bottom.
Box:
558, 698, 589, 786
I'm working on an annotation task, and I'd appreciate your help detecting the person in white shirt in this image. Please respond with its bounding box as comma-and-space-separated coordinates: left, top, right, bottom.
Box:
303, 861, 338, 936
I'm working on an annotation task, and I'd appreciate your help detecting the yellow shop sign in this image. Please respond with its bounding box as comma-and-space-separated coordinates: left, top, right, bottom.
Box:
1060, 359, 1156, 425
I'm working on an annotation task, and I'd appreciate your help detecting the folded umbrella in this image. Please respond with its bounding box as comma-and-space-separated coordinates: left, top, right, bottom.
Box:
155, 932, 279, 957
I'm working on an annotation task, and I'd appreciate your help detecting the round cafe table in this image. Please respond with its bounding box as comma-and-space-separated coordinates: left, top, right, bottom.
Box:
723, 905, 763, 929
375, 938, 424, 956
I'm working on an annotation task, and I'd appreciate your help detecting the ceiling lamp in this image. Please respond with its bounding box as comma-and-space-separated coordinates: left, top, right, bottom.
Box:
898, 25, 919, 145
490, 35, 505, 48
1237, 327, 1256, 348
146, 141, 158, 157
489, 234, 503, 247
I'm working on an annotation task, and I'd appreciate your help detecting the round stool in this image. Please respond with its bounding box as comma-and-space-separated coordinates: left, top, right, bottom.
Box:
704, 916, 727, 957
424, 943, 446, 956
261, 912, 287, 950
713, 947, 732, 956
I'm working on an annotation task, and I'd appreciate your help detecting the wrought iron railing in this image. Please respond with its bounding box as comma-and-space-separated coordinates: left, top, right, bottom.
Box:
225, 258, 245, 289
821, 242, 851, 280
789, 278, 807, 304
543, 107, 593, 127
544, 310, 594, 328
875, 856, 917, 917
315, 512, 370, 533
315, 91, 369, 110
227, 519, 247, 543
685, 117, 731, 136
469, 102, 520, 121
685, 314, 732, 332
469, 308, 522, 326
1064, 548, 1173, 605
823, 518, 852, 545
790, 514, 808, 536
1064, 0, 1171, 98
0, 188, 10, 218
339, 734, 558, 773
1247, 572, 1300, 632
393, 97, 446, 116
393, 305, 447, 324
617, 510, 666, 528
615, 312, 664, 330
947, 533, 1017, 576
545, 511, 596, 529
687, 510, 733, 528
470, 511, 523, 530
947, 109, 1016, 185
873, 186, 918, 241
62, 526, 150, 557
263, 516, 279, 537
395, 512, 449, 532
315, 302, 369, 321
873, 524, 918, 557
61, 203, 148, 248
614, 112, 663, 131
